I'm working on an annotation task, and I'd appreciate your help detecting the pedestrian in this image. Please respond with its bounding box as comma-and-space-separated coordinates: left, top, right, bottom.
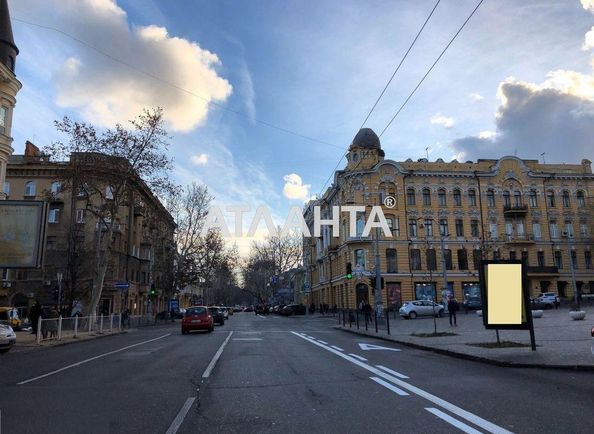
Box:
29, 300, 41, 335
358, 299, 364, 312
364, 300, 373, 324
319, 303, 324, 315
170, 307, 176, 323
447, 296, 459, 326
309, 303, 315, 314
47, 305, 60, 339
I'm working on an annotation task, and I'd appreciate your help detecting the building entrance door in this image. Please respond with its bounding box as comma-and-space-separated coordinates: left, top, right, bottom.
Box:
356, 284, 368, 307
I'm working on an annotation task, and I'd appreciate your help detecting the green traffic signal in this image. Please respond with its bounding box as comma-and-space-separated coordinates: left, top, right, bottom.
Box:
346, 262, 353, 279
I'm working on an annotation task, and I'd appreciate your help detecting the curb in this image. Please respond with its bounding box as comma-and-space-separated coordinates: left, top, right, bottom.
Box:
334, 326, 594, 371
14, 331, 128, 351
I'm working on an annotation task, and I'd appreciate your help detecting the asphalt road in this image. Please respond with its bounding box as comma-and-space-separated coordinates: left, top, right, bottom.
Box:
0, 313, 592, 434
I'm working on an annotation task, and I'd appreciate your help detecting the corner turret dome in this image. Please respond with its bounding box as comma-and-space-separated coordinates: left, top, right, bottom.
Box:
0, 0, 18, 73
350, 128, 381, 150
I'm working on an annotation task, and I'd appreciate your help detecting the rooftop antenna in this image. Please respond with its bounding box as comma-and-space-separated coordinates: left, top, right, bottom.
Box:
540, 152, 546, 164
425, 146, 430, 160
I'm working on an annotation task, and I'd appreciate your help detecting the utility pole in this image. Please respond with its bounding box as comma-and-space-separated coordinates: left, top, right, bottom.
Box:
374, 226, 383, 316
57, 272, 63, 312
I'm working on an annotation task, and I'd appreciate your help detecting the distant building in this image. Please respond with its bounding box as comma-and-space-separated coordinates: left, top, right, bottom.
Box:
304, 128, 594, 309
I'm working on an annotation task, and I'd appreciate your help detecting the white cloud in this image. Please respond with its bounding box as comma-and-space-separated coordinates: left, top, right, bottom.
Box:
478, 130, 496, 139
430, 114, 455, 129
582, 0, 594, 13
583, 27, 594, 50
283, 173, 311, 202
190, 153, 208, 166
469, 93, 484, 102
18, 0, 233, 133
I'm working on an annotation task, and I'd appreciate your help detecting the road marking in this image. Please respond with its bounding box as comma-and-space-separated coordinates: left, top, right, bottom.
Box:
317, 340, 328, 344
257, 314, 266, 318
165, 397, 196, 434
202, 331, 233, 378
348, 353, 368, 361
358, 343, 401, 352
330, 345, 344, 351
370, 377, 409, 396
232, 338, 263, 341
376, 365, 409, 379
17, 334, 171, 385
425, 408, 483, 434
291, 331, 513, 434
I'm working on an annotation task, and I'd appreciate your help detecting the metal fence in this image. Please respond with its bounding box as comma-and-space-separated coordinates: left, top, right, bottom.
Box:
36, 314, 122, 343
337, 308, 400, 335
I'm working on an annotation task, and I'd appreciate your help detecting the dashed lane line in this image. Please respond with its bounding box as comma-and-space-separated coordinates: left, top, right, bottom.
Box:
165, 397, 196, 434
348, 353, 368, 362
376, 365, 409, 379
370, 377, 409, 396
330, 345, 344, 352
202, 331, 233, 378
425, 407, 483, 434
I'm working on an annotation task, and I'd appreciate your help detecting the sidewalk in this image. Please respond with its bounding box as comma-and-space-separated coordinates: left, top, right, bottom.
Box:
13, 329, 125, 351
335, 307, 594, 370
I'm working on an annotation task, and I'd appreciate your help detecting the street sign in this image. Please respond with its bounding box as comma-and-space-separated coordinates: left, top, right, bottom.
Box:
115, 282, 130, 290
358, 343, 401, 352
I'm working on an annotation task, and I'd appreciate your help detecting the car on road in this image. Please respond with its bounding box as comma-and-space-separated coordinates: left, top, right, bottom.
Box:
226, 307, 234, 316
462, 298, 482, 313
233, 306, 242, 312
534, 292, 560, 309
243, 306, 254, 312
0, 307, 22, 330
219, 307, 229, 320
399, 300, 444, 319
181, 306, 214, 334
255, 305, 269, 315
208, 307, 225, 325
272, 305, 285, 314
280, 304, 306, 316
0, 323, 16, 353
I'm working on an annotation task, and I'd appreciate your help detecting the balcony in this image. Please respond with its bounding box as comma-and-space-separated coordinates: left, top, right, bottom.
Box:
503, 204, 528, 215
504, 233, 535, 244
526, 266, 559, 275
346, 235, 372, 243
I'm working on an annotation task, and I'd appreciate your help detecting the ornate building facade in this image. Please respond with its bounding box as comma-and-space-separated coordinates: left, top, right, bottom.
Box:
304, 128, 594, 309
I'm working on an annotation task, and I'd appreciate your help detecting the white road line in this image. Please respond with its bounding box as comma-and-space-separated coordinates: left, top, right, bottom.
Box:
317, 340, 328, 344
202, 331, 233, 378
165, 397, 196, 434
376, 365, 409, 379
370, 377, 409, 396
425, 408, 483, 434
330, 345, 344, 351
348, 353, 368, 362
257, 314, 266, 318
17, 334, 171, 385
291, 331, 513, 434
232, 338, 263, 341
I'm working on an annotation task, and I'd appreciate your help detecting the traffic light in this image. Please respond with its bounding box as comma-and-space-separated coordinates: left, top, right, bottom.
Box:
346, 262, 353, 279
150, 284, 156, 297
370, 277, 376, 289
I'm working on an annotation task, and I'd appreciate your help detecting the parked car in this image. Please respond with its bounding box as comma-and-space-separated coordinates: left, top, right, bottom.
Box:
233, 306, 242, 312
243, 306, 254, 312
255, 305, 269, 315
462, 298, 482, 313
0, 323, 16, 353
226, 307, 234, 316
280, 304, 306, 316
591, 325, 594, 356
181, 306, 213, 334
219, 307, 229, 320
399, 300, 444, 319
0, 307, 22, 330
535, 292, 560, 309
272, 305, 285, 314
208, 307, 225, 325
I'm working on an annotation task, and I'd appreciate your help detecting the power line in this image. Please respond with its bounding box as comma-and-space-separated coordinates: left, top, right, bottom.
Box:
13, 17, 343, 151
316, 0, 442, 198
379, 0, 484, 137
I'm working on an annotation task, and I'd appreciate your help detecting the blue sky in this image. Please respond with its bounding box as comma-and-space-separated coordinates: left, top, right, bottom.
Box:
8, 0, 594, 254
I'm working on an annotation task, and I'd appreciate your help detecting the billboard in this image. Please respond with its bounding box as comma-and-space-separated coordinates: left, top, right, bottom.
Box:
0, 200, 47, 268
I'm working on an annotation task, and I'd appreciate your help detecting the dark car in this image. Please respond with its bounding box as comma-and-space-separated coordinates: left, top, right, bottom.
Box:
243, 306, 254, 312
181, 306, 213, 334
255, 305, 269, 315
272, 305, 285, 314
281, 304, 306, 316
463, 298, 482, 313
208, 307, 225, 325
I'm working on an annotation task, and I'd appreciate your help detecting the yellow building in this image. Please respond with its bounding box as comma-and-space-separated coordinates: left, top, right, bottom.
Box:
304, 128, 594, 309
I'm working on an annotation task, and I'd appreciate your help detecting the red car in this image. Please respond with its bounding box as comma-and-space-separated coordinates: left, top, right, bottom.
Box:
181, 306, 214, 334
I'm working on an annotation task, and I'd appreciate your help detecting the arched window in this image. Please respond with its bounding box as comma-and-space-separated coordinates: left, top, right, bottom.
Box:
438, 188, 446, 206
547, 190, 555, 207
24, 181, 36, 197
487, 189, 495, 207
468, 189, 476, 206
529, 190, 538, 207
514, 191, 522, 207
422, 188, 431, 206
562, 190, 570, 208
502, 191, 511, 207
453, 189, 462, 206
407, 188, 416, 206
51, 181, 61, 194
577, 191, 585, 208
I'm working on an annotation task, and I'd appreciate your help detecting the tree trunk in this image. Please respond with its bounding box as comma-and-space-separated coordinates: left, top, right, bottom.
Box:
87, 224, 114, 315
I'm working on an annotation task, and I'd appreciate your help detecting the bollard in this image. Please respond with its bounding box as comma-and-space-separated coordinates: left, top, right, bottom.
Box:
386, 309, 390, 335
88, 315, 93, 335
342, 310, 346, 327
100, 315, 104, 333
58, 316, 63, 340
110, 314, 114, 333
74, 315, 78, 338
119, 314, 122, 332
365, 312, 368, 331
375, 311, 378, 333
36, 318, 42, 344
356, 310, 360, 329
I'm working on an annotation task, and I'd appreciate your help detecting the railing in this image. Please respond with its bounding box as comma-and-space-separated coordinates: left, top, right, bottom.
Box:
504, 233, 535, 243
36, 314, 122, 343
338, 308, 400, 335
503, 204, 528, 213
526, 266, 559, 274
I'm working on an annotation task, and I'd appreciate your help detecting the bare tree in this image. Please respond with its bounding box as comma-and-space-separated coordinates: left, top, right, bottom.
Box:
251, 229, 303, 277
43, 108, 175, 315
242, 256, 276, 304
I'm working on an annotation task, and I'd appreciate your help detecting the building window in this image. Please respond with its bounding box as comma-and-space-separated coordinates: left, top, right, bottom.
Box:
409, 219, 418, 237
438, 189, 446, 206
389, 217, 400, 238
489, 222, 498, 239
537, 251, 545, 267
422, 188, 431, 206
577, 191, 585, 208
529, 190, 538, 207
455, 219, 464, 237
426, 249, 437, 270
581, 223, 589, 238
564, 220, 574, 238
562, 191, 570, 208
473, 249, 481, 270
586, 251, 592, 269
514, 191, 522, 207
354, 249, 365, 268
521, 250, 529, 264
468, 189, 477, 206
471, 219, 479, 237
2, 182, 9, 197
554, 251, 563, 269
356, 212, 365, 236
424, 219, 433, 237
549, 220, 558, 238
487, 189, 495, 207
46, 236, 57, 250
443, 249, 453, 270
509, 251, 517, 260
76, 209, 86, 224
547, 190, 555, 207
407, 188, 416, 206
51, 181, 61, 194
48, 209, 60, 223
571, 251, 577, 268
458, 249, 468, 270
439, 219, 448, 237
106, 185, 114, 200
453, 189, 462, 206
503, 191, 511, 207
410, 249, 421, 270
533, 223, 541, 239
25, 181, 36, 197
386, 249, 397, 273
